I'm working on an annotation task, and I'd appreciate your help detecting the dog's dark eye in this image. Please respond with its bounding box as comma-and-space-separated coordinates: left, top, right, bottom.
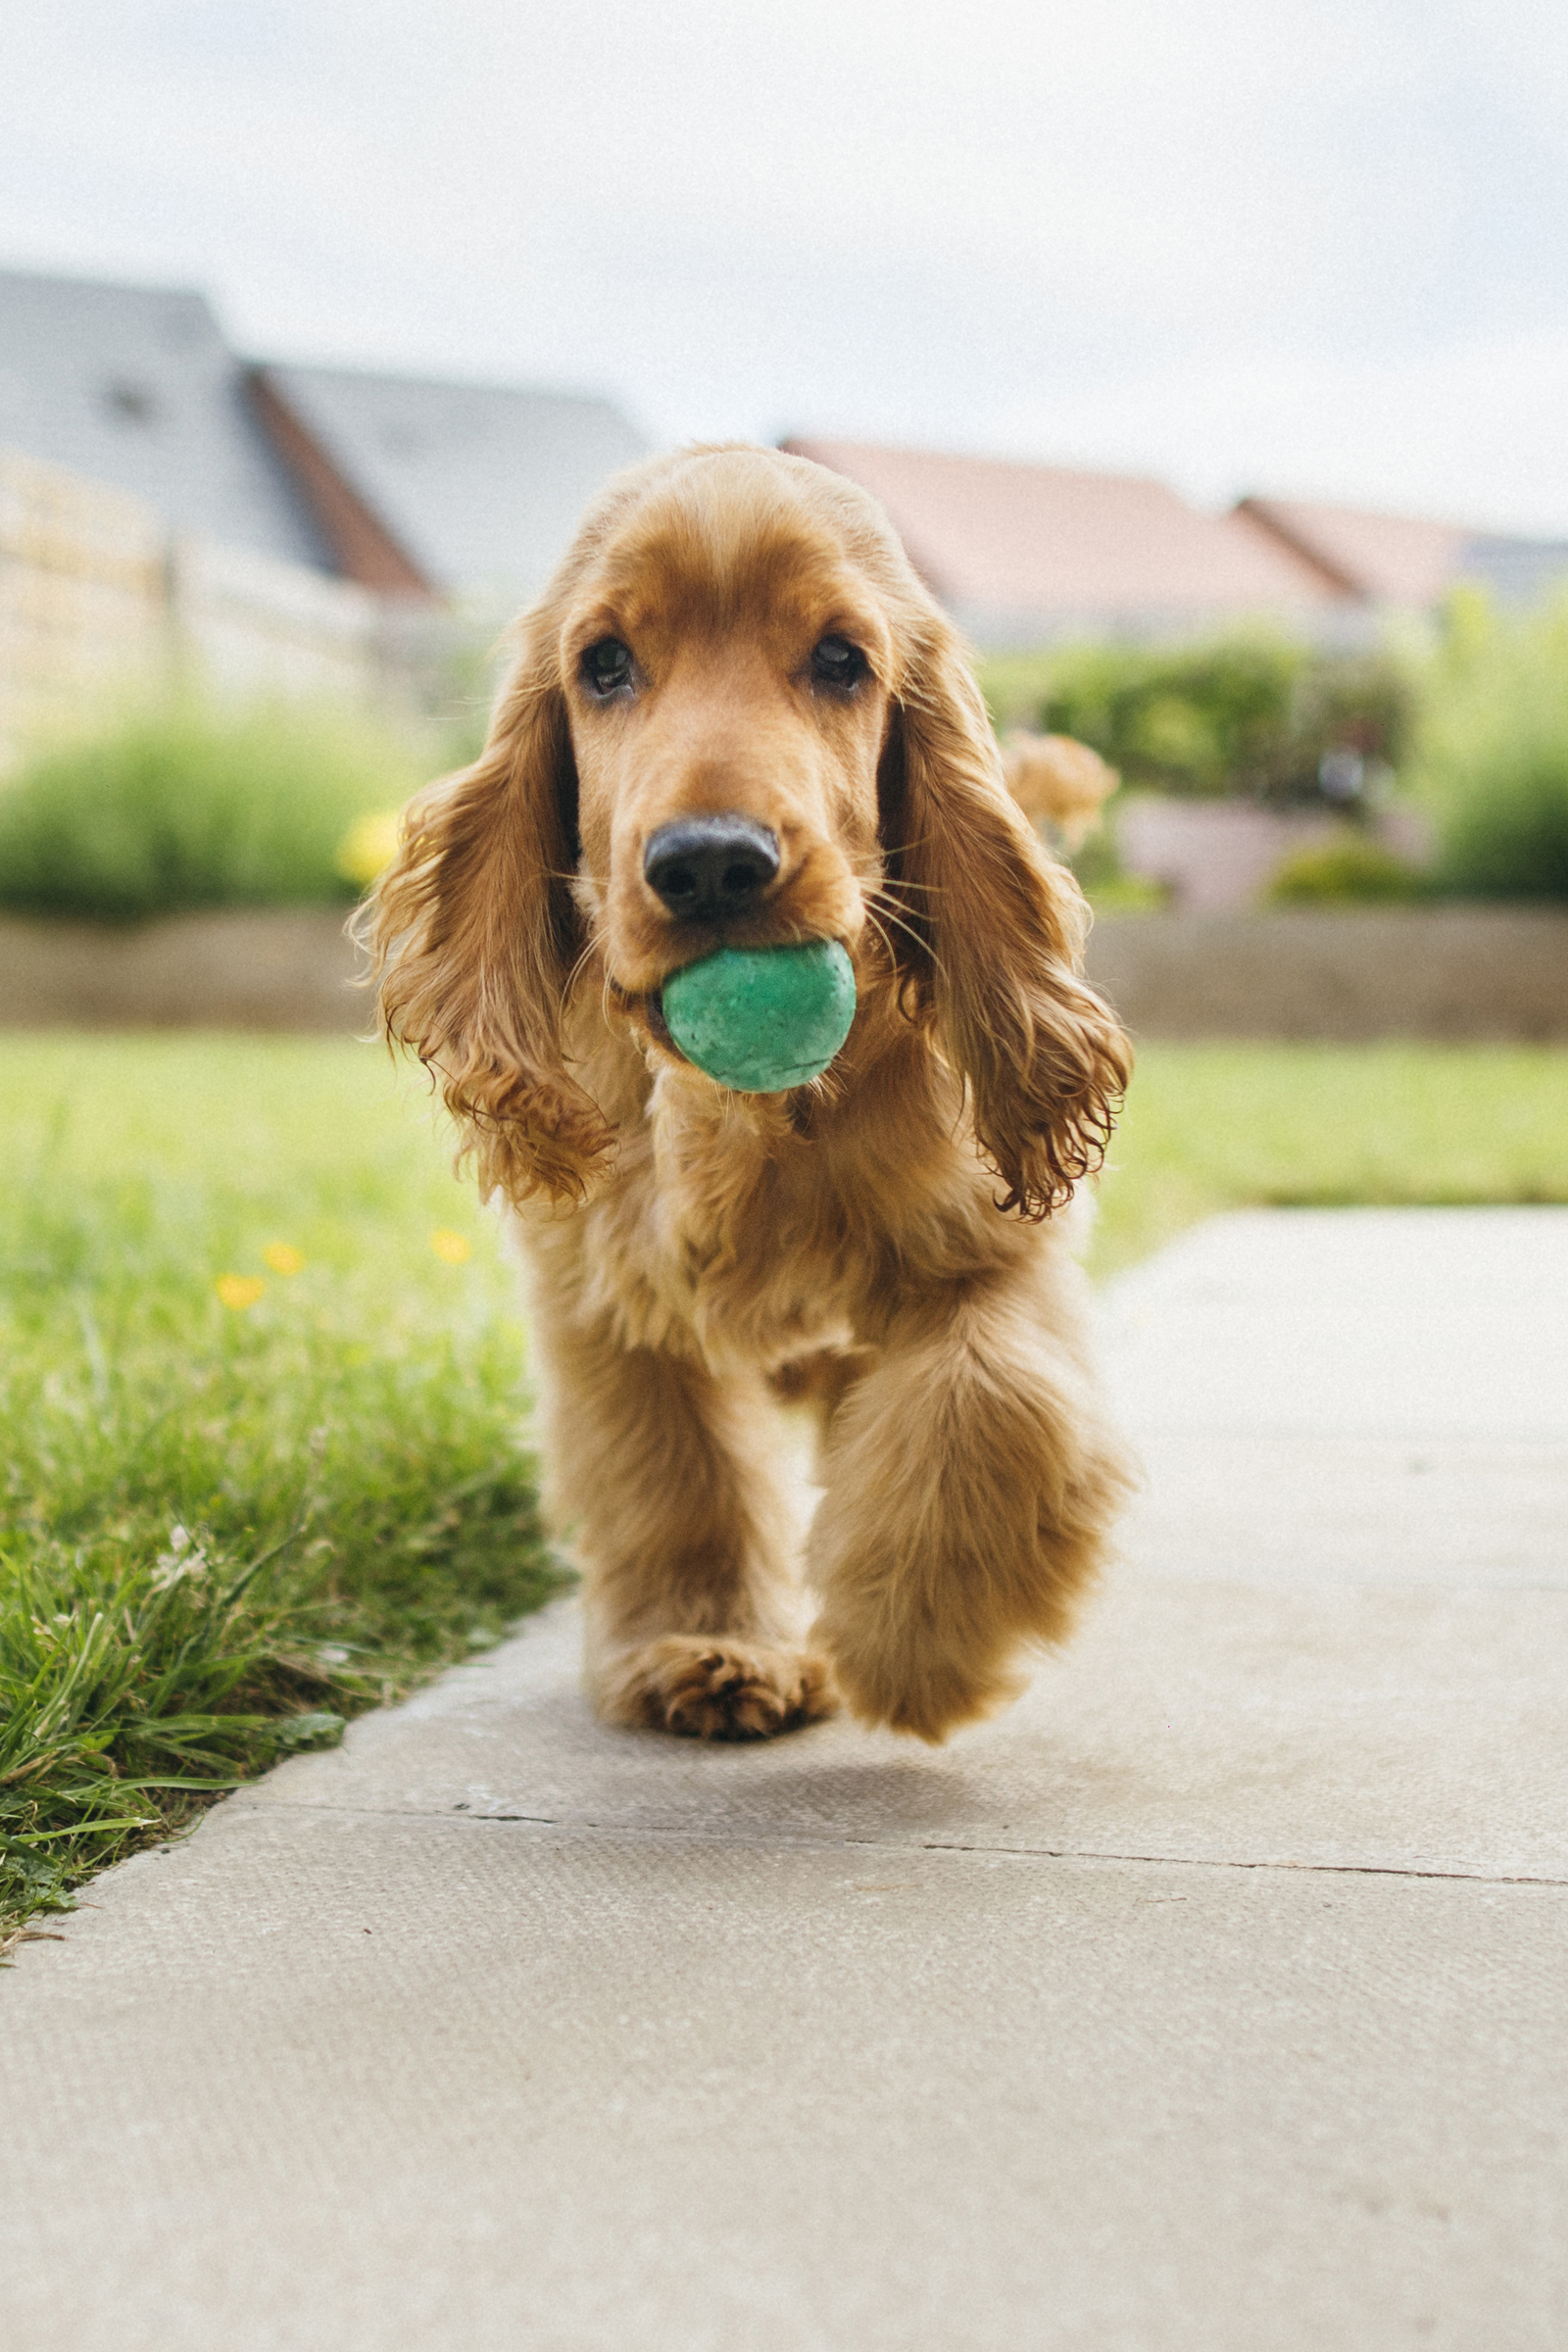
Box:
810, 636, 867, 691
581, 638, 633, 698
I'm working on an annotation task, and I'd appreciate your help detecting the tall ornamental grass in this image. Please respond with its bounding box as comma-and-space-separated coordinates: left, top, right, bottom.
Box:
1409, 592, 1568, 901
0, 699, 421, 922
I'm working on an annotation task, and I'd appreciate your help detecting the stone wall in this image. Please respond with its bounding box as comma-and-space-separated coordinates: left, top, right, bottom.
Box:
2, 906, 1566, 1043
0, 909, 368, 1032
1084, 907, 1568, 1042
0, 446, 446, 772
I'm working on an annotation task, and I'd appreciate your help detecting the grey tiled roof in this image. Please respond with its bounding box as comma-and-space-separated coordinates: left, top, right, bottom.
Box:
0, 266, 327, 567
263, 365, 651, 601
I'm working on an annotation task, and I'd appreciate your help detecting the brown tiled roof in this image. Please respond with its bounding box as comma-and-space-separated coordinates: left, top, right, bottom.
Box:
782, 438, 1344, 621
1235, 497, 1466, 606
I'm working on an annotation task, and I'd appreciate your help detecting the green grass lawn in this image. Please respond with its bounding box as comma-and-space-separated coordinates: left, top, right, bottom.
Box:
1090, 1041, 1568, 1276
3, 1031, 1566, 1951
0, 1034, 564, 1953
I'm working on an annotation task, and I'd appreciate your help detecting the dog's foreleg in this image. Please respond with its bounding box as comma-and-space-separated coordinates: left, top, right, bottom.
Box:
808, 1251, 1132, 1741
532, 1298, 836, 1740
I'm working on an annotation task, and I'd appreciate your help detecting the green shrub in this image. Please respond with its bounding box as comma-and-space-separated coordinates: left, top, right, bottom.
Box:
1265, 833, 1427, 904
1440, 762, 1568, 899
1056, 636, 1303, 798
1410, 593, 1568, 901
0, 699, 422, 922
980, 635, 1412, 806
1082, 873, 1169, 913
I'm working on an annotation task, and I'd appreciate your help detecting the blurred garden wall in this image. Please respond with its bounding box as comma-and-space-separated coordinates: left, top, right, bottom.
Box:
0, 447, 460, 772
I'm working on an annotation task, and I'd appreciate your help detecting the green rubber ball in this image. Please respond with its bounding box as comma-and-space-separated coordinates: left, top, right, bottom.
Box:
661, 940, 857, 1094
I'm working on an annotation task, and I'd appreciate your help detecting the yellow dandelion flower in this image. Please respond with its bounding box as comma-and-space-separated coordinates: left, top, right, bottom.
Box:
335, 809, 403, 888
264, 1242, 306, 1275
429, 1227, 471, 1264
216, 1274, 266, 1310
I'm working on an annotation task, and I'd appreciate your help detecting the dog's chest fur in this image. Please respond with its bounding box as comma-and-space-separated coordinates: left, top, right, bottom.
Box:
571, 1067, 863, 1370
529, 1025, 1023, 1379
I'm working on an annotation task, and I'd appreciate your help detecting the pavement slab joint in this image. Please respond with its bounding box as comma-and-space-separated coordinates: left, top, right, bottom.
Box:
5, 1207, 1566, 2350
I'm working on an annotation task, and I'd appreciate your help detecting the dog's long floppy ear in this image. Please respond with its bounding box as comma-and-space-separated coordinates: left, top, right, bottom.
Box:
367, 614, 615, 1206
879, 615, 1132, 1218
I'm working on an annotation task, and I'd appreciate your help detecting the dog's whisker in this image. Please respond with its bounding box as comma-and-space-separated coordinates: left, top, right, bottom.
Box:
852, 867, 943, 895
562, 933, 604, 1003
863, 891, 947, 981
858, 905, 899, 974
859, 903, 893, 968
865, 898, 926, 956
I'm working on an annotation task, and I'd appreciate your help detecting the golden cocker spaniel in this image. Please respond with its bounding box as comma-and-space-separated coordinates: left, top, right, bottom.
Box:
370, 445, 1134, 1744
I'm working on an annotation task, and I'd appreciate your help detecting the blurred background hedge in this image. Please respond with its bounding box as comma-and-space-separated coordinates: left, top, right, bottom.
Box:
982, 591, 1568, 905
981, 633, 1412, 807
1406, 592, 1568, 902
4, 590, 1568, 922
0, 699, 421, 922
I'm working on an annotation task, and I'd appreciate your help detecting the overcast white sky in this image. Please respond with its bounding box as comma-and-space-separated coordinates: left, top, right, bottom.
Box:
4, 0, 1568, 530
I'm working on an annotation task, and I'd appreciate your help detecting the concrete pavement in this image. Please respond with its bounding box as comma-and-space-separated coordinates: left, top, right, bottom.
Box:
4, 1207, 1566, 2349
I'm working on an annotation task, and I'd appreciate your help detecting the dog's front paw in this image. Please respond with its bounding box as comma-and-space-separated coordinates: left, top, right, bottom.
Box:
814, 1608, 1025, 1745
598, 1637, 838, 1741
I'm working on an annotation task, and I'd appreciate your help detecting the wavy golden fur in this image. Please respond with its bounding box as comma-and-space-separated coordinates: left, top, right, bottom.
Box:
370, 445, 1134, 1743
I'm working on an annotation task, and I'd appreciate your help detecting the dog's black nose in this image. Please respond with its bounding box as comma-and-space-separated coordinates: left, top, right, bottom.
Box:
643, 814, 780, 919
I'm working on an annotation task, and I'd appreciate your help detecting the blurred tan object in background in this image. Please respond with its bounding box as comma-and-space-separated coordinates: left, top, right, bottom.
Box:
1002, 730, 1118, 851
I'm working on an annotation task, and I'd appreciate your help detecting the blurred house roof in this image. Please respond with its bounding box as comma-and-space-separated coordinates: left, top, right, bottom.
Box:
1238, 495, 1568, 611
1234, 498, 1464, 605
253, 366, 650, 605
783, 437, 1345, 643
0, 265, 325, 568
0, 265, 650, 605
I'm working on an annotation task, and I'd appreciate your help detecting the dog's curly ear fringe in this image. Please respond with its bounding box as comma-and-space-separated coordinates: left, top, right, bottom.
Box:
365, 640, 616, 1206
878, 621, 1132, 1218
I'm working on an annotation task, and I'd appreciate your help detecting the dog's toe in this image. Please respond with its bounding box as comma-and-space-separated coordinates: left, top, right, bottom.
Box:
601, 1637, 837, 1741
